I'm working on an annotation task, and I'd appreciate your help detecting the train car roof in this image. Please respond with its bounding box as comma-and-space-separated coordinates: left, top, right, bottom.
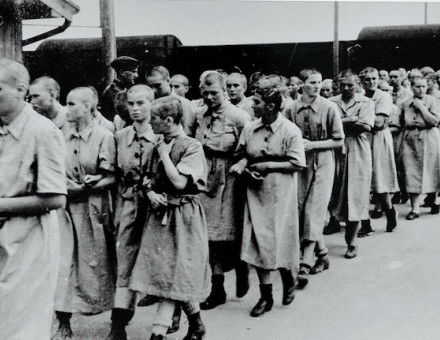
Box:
35, 34, 182, 53
358, 24, 440, 41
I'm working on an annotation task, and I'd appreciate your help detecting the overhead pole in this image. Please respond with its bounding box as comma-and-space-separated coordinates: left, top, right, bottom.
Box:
100, 0, 116, 86
333, 1, 339, 79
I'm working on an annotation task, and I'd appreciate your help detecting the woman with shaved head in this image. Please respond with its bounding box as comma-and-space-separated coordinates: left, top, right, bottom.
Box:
53, 87, 117, 338
0, 59, 67, 339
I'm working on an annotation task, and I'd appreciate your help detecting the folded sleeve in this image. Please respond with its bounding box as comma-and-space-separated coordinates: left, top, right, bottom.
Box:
98, 131, 116, 173
285, 127, 306, 168
176, 139, 208, 191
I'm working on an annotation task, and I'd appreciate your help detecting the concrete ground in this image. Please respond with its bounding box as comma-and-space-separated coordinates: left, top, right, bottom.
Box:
70, 203, 440, 340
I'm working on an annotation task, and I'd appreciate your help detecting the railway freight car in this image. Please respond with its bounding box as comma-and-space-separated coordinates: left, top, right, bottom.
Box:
23, 24, 440, 102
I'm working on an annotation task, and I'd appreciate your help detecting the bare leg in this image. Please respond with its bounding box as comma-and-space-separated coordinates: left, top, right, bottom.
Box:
151, 300, 175, 336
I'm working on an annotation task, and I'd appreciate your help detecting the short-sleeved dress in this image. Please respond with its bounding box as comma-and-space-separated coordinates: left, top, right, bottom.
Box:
330, 94, 375, 222
400, 95, 440, 193
114, 125, 161, 304
195, 102, 251, 243
0, 104, 66, 339
237, 114, 306, 271
286, 96, 344, 241
368, 89, 399, 193
130, 133, 210, 302
56, 121, 116, 314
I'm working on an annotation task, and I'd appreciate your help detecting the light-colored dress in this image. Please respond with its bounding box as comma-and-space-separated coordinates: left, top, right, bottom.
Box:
56, 121, 116, 314
0, 104, 66, 339
369, 89, 399, 193
237, 114, 306, 271
195, 102, 251, 242
400, 95, 440, 193
330, 94, 375, 222
286, 96, 344, 241
130, 133, 210, 302
114, 125, 160, 306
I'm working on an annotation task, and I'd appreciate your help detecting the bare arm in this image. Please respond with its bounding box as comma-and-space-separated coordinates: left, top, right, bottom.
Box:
0, 194, 66, 217
417, 104, 440, 127
306, 139, 344, 151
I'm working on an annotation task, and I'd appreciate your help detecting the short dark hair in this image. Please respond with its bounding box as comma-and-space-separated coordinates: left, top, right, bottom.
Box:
151, 96, 183, 124
298, 68, 321, 83
254, 76, 283, 112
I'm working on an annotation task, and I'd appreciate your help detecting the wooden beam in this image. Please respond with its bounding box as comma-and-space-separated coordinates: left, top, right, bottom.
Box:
39, 0, 79, 21
100, 0, 116, 86
333, 1, 339, 79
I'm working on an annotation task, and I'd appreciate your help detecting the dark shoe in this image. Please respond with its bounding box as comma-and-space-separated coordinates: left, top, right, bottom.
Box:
200, 275, 226, 310
250, 284, 273, 317
235, 262, 250, 298
405, 211, 419, 220
391, 192, 401, 204
137, 294, 160, 307
279, 268, 295, 305
183, 312, 206, 340
430, 204, 440, 215
106, 327, 126, 340
344, 246, 357, 259
385, 207, 398, 232
167, 305, 181, 334
421, 193, 435, 208
149, 334, 165, 340
323, 217, 341, 235
52, 312, 73, 340
370, 209, 383, 219
310, 255, 330, 275
296, 264, 311, 289
358, 220, 374, 238
401, 193, 409, 204
106, 308, 134, 340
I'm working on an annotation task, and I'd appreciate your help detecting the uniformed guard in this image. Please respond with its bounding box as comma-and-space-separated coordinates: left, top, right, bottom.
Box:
101, 56, 139, 121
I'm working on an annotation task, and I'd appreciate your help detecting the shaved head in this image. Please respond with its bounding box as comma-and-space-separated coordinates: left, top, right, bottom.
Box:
171, 74, 189, 86
0, 58, 29, 95
127, 84, 155, 102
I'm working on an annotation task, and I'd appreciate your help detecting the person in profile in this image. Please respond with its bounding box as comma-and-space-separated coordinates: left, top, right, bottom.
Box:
0, 58, 67, 339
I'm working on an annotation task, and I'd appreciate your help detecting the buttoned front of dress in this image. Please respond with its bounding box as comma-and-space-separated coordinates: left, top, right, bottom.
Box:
57, 121, 116, 314
400, 95, 440, 193
238, 115, 306, 270
114, 125, 160, 294
287, 96, 344, 240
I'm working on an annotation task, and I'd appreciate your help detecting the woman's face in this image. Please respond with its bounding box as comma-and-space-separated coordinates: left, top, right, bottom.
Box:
362, 71, 379, 91
252, 93, 266, 119
302, 73, 322, 97
126, 91, 151, 122
412, 79, 427, 98
66, 91, 87, 123
339, 76, 357, 98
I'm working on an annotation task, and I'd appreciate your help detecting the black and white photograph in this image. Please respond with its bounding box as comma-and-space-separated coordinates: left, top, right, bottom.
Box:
1, 0, 440, 339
